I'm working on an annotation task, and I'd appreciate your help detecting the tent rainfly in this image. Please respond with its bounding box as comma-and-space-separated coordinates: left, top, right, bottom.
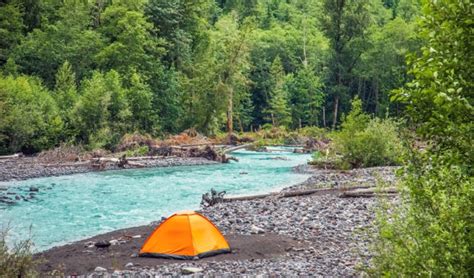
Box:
139, 210, 231, 259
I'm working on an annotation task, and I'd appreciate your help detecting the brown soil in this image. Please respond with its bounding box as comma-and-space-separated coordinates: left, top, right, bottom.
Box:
35, 224, 302, 276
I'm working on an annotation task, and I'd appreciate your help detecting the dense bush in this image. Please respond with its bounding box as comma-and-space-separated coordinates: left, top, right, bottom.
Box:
369, 1, 473, 276
0, 75, 63, 154
330, 98, 403, 168
0, 231, 38, 277
370, 159, 473, 276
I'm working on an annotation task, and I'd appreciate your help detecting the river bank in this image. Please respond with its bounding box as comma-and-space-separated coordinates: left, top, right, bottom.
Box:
0, 156, 217, 182
34, 166, 397, 277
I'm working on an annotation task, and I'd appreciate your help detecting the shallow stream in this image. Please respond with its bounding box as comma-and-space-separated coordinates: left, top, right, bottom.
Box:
0, 148, 310, 251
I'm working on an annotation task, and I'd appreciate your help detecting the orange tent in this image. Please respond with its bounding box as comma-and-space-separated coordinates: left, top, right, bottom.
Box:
139, 210, 231, 259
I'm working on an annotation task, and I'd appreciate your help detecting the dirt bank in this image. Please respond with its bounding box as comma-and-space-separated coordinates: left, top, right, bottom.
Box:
35, 225, 301, 276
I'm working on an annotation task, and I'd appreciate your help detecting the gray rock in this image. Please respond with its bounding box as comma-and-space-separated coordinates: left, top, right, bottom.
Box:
125, 262, 134, 268
94, 240, 111, 248
250, 225, 265, 234
94, 266, 107, 272
182, 267, 203, 274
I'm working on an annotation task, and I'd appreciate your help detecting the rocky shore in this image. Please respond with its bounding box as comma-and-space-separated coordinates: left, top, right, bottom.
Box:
0, 156, 217, 182
34, 166, 397, 277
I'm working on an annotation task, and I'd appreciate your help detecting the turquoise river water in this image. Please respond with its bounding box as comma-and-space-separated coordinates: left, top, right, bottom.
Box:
0, 148, 310, 251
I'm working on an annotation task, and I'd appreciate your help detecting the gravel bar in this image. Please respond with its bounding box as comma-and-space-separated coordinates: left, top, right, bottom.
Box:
80, 167, 397, 277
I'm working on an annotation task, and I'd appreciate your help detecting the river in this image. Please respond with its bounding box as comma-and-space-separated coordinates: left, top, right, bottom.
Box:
0, 148, 310, 251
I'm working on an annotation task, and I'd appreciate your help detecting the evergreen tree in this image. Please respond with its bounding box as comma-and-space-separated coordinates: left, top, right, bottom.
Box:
266, 56, 291, 127
126, 71, 157, 134
54, 61, 78, 139
0, 1, 24, 66
287, 66, 323, 128
73, 71, 111, 144
319, 0, 371, 129
54, 61, 77, 113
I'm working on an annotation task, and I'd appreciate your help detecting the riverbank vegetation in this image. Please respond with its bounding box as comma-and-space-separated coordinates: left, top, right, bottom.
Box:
310, 98, 403, 169
0, 230, 38, 277
369, 1, 473, 276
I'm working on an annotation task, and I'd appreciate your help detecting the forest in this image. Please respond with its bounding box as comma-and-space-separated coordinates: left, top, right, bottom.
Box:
0, 0, 421, 154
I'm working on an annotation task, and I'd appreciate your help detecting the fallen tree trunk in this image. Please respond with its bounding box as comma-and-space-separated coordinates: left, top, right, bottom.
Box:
126, 155, 177, 161
91, 157, 120, 163
0, 153, 23, 160
222, 186, 398, 202
40, 161, 91, 167
126, 161, 146, 168
339, 187, 398, 198
223, 144, 253, 154
224, 187, 349, 202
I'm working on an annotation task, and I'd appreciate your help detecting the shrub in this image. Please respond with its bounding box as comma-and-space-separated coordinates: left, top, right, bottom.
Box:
331, 98, 403, 168
297, 126, 327, 139
369, 156, 473, 276
0, 230, 38, 277
368, 1, 473, 276
125, 145, 150, 157
0, 75, 63, 154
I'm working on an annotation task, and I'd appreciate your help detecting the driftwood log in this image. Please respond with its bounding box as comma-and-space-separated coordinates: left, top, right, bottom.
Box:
0, 153, 23, 160
223, 187, 340, 202
338, 187, 398, 198
40, 161, 91, 167
223, 144, 253, 154
218, 186, 398, 204
201, 189, 226, 207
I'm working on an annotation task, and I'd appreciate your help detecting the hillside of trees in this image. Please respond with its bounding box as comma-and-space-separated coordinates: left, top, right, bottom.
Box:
0, 0, 421, 154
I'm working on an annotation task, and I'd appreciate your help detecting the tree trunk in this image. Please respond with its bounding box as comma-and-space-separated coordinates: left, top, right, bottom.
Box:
238, 115, 244, 133
332, 96, 339, 130
322, 106, 326, 128
374, 80, 379, 116
226, 88, 233, 134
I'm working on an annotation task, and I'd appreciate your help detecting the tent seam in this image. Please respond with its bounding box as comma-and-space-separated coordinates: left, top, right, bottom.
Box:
186, 214, 197, 256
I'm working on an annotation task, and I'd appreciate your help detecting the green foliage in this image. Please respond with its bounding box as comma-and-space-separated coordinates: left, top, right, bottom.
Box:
96, 1, 164, 77
2, 57, 19, 76
332, 98, 403, 168
371, 0, 474, 276
126, 71, 157, 134
0, 0, 423, 153
0, 75, 62, 154
358, 16, 420, 116
266, 56, 291, 127
320, 0, 371, 128
54, 61, 78, 140
370, 161, 473, 276
287, 66, 324, 128
297, 126, 327, 139
72, 70, 132, 149
125, 145, 149, 157
0, 1, 24, 65
12, 0, 104, 86
0, 230, 38, 277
